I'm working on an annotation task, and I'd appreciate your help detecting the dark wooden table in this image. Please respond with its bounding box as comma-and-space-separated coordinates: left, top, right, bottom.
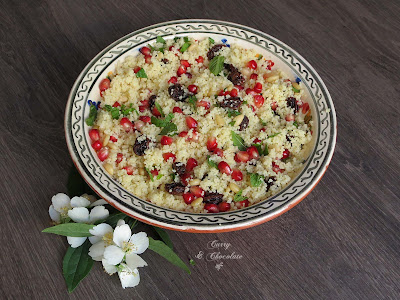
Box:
1, 0, 399, 299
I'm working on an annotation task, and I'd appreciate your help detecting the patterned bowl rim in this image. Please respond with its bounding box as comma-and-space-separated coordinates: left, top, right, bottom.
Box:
65, 19, 337, 233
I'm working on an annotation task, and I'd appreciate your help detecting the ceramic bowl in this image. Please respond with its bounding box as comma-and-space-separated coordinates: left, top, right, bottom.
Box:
65, 20, 337, 232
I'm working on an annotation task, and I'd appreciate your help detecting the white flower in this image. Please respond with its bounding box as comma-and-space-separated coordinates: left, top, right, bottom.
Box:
88, 223, 114, 261
49, 193, 72, 223
117, 264, 140, 289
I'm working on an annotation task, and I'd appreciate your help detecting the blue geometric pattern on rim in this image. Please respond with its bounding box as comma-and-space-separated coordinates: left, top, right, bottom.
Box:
66, 20, 336, 227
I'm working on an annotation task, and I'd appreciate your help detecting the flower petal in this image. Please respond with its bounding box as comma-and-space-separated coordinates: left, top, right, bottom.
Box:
102, 259, 117, 275
68, 207, 90, 223
129, 232, 149, 254
126, 253, 147, 269
88, 236, 102, 244
89, 223, 113, 237
89, 206, 109, 224
113, 224, 131, 247
51, 193, 71, 212
70, 196, 91, 208
88, 241, 106, 259
49, 205, 61, 222
67, 236, 87, 248
103, 245, 125, 265
118, 264, 140, 289
116, 219, 126, 227
90, 199, 108, 207
81, 193, 97, 203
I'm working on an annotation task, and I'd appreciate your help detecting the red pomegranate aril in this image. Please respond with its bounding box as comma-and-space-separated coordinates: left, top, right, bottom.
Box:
250, 73, 258, 80
285, 114, 295, 122
185, 73, 192, 79
183, 193, 195, 204
179, 131, 188, 138
195, 56, 204, 63
124, 165, 134, 175
92, 141, 102, 151
206, 136, 218, 151
229, 89, 238, 97
134, 66, 141, 73
144, 55, 152, 64
186, 158, 198, 172
254, 95, 265, 108
139, 105, 147, 112
163, 152, 176, 162
188, 84, 198, 94
116, 153, 123, 164
231, 169, 243, 181
177, 65, 187, 76
266, 60, 274, 70
253, 138, 261, 144
247, 60, 257, 70
152, 106, 162, 117
186, 116, 198, 129
245, 88, 256, 95
140, 46, 151, 56
272, 162, 284, 173
247, 146, 260, 160
89, 129, 100, 141
110, 136, 118, 143
235, 85, 244, 91
218, 161, 232, 175
181, 173, 193, 186
150, 169, 159, 177
282, 149, 290, 160
99, 78, 110, 92
120, 117, 133, 132
161, 136, 173, 145
187, 130, 199, 142
271, 101, 278, 111
168, 76, 178, 84
302, 102, 310, 114
113, 101, 121, 107
249, 104, 256, 112
173, 106, 183, 114
180, 60, 190, 68
139, 115, 151, 123
190, 186, 204, 198
97, 147, 109, 161
261, 128, 266, 132
168, 46, 175, 51
197, 100, 210, 109
205, 203, 219, 213
214, 148, 224, 157
234, 151, 250, 163
218, 202, 231, 212
254, 82, 263, 93
236, 199, 249, 208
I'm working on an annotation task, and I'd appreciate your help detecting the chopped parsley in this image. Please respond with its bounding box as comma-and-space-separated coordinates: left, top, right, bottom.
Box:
180, 41, 191, 53
159, 122, 177, 136
252, 142, 269, 156
209, 37, 215, 44
293, 121, 299, 128
209, 56, 225, 76
136, 68, 148, 78
154, 102, 165, 117
151, 113, 177, 136
250, 173, 265, 187
207, 155, 218, 169
227, 110, 241, 118
231, 131, 247, 151
233, 190, 248, 202
187, 95, 197, 112
85, 104, 98, 126
292, 86, 301, 93
104, 105, 120, 119
145, 168, 154, 182
156, 36, 166, 44
268, 132, 280, 138
156, 174, 164, 180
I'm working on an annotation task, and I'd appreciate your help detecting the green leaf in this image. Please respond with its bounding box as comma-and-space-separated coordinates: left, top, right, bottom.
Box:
145, 167, 154, 182
233, 189, 248, 202
207, 155, 218, 169
156, 174, 164, 180
209, 37, 215, 44
104, 212, 127, 227
293, 121, 299, 128
85, 104, 97, 126
159, 122, 177, 136
250, 173, 264, 187
148, 44, 155, 51
263, 143, 269, 156
180, 42, 191, 53
187, 95, 197, 112
136, 68, 148, 78
231, 131, 247, 151
153, 226, 173, 249
292, 86, 301, 93
156, 36, 166, 44
209, 56, 225, 76
154, 102, 165, 117
189, 259, 196, 265
268, 132, 280, 138
227, 110, 241, 118
63, 240, 93, 293
42, 223, 94, 237
151, 113, 174, 127
183, 37, 189, 43
148, 237, 191, 274
229, 121, 235, 126
260, 119, 267, 126
252, 143, 269, 156
121, 104, 139, 116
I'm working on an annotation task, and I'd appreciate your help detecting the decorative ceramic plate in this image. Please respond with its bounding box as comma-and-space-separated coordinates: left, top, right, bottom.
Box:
65, 20, 337, 232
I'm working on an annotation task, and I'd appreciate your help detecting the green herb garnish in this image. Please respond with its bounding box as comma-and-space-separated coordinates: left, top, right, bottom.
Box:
292, 86, 301, 93
183, 37, 189, 43
154, 102, 165, 117
104, 105, 120, 120
231, 131, 247, 151
257, 54, 263, 60
250, 173, 264, 187
187, 95, 197, 112
229, 121, 235, 126
151, 113, 174, 127
209, 37, 215, 44
260, 119, 267, 126
233, 190, 248, 202
268, 132, 280, 138
252, 143, 269, 156
159, 122, 178, 136
136, 68, 148, 78
209, 56, 225, 76
121, 104, 139, 116
85, 104, 98, 126
148, 44, 155, 51
180, 42, 191, 53
145, 168, 154, 182
207, 155, 218, 169
156, 174, 164, 180
227, 110, 241, 118
189, 259, 196, 266
156, 36, 166, 44
293, 121, 299, 128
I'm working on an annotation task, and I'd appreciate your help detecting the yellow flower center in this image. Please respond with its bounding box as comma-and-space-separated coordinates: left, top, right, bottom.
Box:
102, 232, 113, 246
122, 241, 138, 254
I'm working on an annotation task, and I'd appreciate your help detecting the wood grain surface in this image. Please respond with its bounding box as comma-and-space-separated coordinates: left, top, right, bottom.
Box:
1, 0, 399, 299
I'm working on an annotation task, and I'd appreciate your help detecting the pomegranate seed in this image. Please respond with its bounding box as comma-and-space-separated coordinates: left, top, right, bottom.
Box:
145, 55, 152, 64
218, 161, 232, 175
92, 140, 102, 151
152, 106, 162, 117
181, 173, 193, 186
302, 102, 310, 114
214, 148, 224, 157
245, 88, 256, 95
161, 136, 173, 145
168, 76, 178, 84
183, 193, 195, 204
254, 82, 263, 93
188, 84, 198, 94
177, 65, 187, 76
112, 101, 121, 107
120, 117, 133, 132
110, 136, 118, 143
206, 136, 218, 151
249, 104, 256, 112
272, 162, 284, 173
173, 106, 183, 114
187, 130, 199, 142
134, 66, 141, 73
186, 158, 198, 171
235, 85, 244, 91
140, 46, 151, 56
250, 73, 258, 80
89, 129, 100, 141
285, 114, 295, 122
124, 165, 134, 175
271, 102, 278, 111
218, 202, 231, 212
141, 99, 149, 107
205, 203, 219, 213
247, 60, 257, 70
190, 186, 204, 198
168, 46, 175, 51
253, 138, 261, 144
229, 89, 238, 97
116, 153, 123, 164
266, 60, 274, 70
139, 115, 151, 123
179, 131, 188, 138
254, 95, 265, 108
261, 128, 266, 132
163, 152, 176, 162
195, 56, 204, 63
197, 100, 210, 109
133, 120, 144, 131
186, 116, 198, 129
180, 60, 190, 68
231, 169, 243, 181
282, 149, 290, 160
150, 169, 159, 177
235, 199, 249, 208
139, 105, 147, 112
218, 90, 229, 96
234, 151, 250, 163
247, 146, 260, 160
97, 147, 109, 161
99, 78, 110, 93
